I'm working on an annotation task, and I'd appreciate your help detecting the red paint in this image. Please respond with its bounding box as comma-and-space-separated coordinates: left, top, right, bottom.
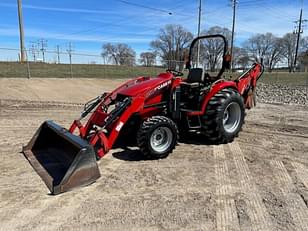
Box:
69, 63, 263, 159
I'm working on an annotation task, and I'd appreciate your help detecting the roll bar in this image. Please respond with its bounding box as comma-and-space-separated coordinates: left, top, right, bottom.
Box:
186, 34, 229, 78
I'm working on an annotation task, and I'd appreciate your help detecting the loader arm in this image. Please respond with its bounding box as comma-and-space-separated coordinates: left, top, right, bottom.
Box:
69, 96, 145, 159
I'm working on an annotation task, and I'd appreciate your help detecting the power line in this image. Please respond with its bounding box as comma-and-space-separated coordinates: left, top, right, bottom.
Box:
64, 2, 202, 37
240, 0, 265, 5
264, 4, 296, 18
203, 5, 230, 15
67, 16, 141, 36
115, 0, 173, 15
66, 10, 189, 37
239, 3, 296, 19
239, 5, 294, 21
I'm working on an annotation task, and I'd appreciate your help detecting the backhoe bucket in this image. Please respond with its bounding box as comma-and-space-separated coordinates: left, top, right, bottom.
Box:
22, 121, 100, 195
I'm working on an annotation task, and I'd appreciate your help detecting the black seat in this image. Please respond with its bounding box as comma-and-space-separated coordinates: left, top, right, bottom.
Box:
187, 68, 203, 83
181, 68, 203, 88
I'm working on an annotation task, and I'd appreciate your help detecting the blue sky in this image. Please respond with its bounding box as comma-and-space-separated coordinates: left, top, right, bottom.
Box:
0, 0, 306, 62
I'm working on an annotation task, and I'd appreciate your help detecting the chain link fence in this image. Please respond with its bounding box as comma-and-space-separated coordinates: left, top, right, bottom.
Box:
0, 47, 185, 79
0, 47, 307, 104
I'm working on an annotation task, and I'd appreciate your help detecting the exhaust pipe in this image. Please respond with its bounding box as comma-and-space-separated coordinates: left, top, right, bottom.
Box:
22, 121, 100, 195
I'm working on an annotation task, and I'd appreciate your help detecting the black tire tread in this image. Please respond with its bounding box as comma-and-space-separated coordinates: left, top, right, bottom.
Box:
137, 116, 178, 159
202, 88, 245, 144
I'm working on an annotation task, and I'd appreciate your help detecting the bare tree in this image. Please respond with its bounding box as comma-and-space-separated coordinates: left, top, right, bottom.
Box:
281, 33, 297, 72
244, 33, 284, 71
300, 36, 308, 52
243, 33, 308, 71
198, 26, 232, 71
298, 50, 308, 72
266, 38, 284, 71
101, 43, 136, 66
298, 36, 308, 71
232, 47, 251, 69
150, 24, 193, 69
244, 33, 270, 62
139, 52, 156, 66
102, 43, 119, 64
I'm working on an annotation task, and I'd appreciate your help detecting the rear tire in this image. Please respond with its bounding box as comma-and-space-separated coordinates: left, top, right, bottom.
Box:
137, 116, 178, 159
202, 88, 245, 143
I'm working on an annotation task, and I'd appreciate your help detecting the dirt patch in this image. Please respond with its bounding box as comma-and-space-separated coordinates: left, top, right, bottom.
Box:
0, 78, 308, 230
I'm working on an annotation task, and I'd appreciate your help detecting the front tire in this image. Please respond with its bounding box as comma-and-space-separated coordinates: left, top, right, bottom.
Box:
137, 116, 178, 159
202, 88, 245, 143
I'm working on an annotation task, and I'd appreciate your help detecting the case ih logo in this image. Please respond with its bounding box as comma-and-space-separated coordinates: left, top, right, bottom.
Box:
154, 80, 171, 91
147, 80, 172, 97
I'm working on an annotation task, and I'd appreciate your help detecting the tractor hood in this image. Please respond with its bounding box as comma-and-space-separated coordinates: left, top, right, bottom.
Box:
116, 73, 173, 97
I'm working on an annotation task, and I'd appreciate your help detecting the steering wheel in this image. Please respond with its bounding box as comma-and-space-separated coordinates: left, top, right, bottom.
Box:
166, 69, 184, 77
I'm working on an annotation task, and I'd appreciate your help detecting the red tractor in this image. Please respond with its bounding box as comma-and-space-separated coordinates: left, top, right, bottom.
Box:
23, 35, 263, 194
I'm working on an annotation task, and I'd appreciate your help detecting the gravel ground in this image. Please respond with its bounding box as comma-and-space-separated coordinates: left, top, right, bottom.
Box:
257, 83, 308, 106
0, 78, 308, 230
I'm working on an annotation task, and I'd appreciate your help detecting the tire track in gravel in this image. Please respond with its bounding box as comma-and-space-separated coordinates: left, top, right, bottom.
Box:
0, 168, 47, 223
0, 102, 104, 221
229, 141, 273, 231
50, 152, 215, 231
270, 160, 308, 230
213, 145, 240, 231
6, 143, 215, 231
0, 137, 28, 147
10, 158, 214, 231
0, 109, 86, 225
0, 156, 125, 231
292, 162, 308, 189
0, 99, 84, 107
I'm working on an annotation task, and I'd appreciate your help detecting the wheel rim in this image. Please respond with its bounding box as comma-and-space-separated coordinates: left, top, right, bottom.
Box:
223, 102, 241, 133
150, 127, 173, 153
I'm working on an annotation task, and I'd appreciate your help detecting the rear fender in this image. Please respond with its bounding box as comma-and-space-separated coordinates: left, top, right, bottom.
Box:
200, 81, 238, 114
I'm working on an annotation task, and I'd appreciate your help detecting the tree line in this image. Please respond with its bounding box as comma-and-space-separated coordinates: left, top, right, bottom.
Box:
101, 24, 308, 72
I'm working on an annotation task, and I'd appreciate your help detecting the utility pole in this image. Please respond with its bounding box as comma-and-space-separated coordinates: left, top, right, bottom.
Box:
17, 0, 26, 62
293, 7, 307, 72
196, 0, 202, 66
67, 42, 74, 78
39, 39, 48, 62
29, 42, 38, 62
56, 45, 61, 64
230, 0, 237, 71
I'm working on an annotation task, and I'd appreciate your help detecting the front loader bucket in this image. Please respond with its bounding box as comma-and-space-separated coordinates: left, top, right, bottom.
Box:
22, 121, 100, 195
